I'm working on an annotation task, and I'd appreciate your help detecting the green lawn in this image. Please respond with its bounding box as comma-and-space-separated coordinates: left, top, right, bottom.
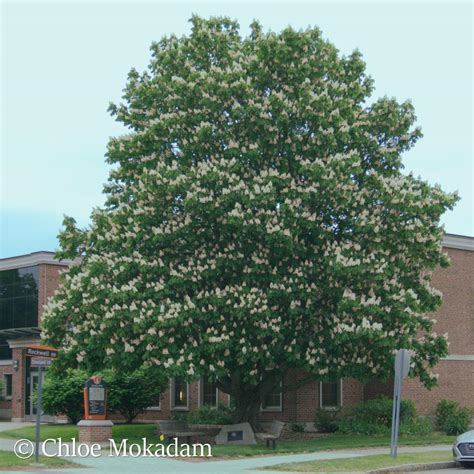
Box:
0, 423, 161, 444
211, 433, 454, 457
0, 424, 455, 458
0, 449, 77, 468
261, 450, 452, 472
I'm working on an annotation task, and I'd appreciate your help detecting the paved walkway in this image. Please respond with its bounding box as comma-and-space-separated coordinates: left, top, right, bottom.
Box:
0, 432, 452, 474
0, 421, 35, 432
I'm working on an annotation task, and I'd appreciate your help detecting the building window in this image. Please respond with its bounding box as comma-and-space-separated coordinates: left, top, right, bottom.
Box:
0, 266, 39, 330
147, 394, 161, 411
3, 374, 12, 400
171, 378, 188, 410
0, 340, 12, 361
320, 380, 342, 408
261, 381, 283, 411
200, 379, 218, 407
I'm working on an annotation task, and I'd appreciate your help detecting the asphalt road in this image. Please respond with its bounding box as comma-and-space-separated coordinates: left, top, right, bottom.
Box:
410, 469, 469, 473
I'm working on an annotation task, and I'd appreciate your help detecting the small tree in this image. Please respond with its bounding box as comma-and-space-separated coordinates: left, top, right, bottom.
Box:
41, 369, 87, 424
107, 367, 165, 423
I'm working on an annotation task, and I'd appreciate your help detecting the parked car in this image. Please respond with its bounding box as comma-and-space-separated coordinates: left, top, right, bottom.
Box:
453, 430, 474, 468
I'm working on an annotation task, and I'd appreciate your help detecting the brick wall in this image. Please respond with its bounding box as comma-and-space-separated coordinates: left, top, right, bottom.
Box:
431, 247, 474, 355
38, 264, 65, 323
403, 360, 474, 414
11, 348, 25, 421
0, 364, 13, 418
365, 246, 474, 414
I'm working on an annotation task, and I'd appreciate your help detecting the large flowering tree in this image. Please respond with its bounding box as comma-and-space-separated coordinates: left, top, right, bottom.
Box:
43, 16, 457, 425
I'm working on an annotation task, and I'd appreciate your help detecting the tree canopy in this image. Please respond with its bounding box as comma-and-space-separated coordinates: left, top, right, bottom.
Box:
42, 16, 457, 423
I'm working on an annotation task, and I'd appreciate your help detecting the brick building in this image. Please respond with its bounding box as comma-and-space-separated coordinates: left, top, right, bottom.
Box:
0, 234, 472, 423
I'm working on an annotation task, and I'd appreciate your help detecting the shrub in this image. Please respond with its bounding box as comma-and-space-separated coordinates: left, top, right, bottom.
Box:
187, 403, 235, 425
351, 397, 416, 427
400, 416, 432, 436
338, 417, 389, 435
290, 423, 306, 433
171, 411, 188, 421
314, 408, 342, 433
106, 367, 166, 423
41, 369, 88, 423
436, 399, 470, 435
336, 397, 422, 436
40, 367, 166, 424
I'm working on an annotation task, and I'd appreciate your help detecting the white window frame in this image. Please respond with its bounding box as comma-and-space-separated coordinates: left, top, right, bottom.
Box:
261, 380, 283, 412
319, 380, 343, 410
170, 378, 189, 411
3, 374, 12, 400
146, 394, 161, 411
199, 379, 219, 408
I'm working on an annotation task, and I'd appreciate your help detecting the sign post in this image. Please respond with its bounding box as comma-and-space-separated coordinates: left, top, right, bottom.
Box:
390, 349, 411, 458
25, 345, 58, 465
78, 376, 113, 445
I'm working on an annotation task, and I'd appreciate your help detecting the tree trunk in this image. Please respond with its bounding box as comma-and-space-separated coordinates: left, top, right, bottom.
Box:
233, 393, 263, 431
222, 372, 284, 431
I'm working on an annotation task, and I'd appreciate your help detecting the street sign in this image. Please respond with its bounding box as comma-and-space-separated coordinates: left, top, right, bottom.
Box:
26, 345, 58, 465
26, 345, 58, 359
390, 349, 411, 458
84, 376, 108, 420
31, 358, 53, 368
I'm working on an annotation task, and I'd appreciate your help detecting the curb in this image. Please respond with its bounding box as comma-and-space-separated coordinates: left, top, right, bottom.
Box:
368, 461, 456, 473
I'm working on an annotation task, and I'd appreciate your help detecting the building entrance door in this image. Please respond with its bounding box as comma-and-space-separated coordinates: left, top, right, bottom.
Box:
25, 369, 54, 422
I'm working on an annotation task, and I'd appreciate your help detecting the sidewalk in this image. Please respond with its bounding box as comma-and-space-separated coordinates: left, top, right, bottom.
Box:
0, 437, 452, 474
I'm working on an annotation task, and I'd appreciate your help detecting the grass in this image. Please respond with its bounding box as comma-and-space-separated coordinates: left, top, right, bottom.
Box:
0, 425, 455, 458
0, 449, 77, 468
260, 450, 452, 472
0, 423, 161, 444
210, 433, 455, 457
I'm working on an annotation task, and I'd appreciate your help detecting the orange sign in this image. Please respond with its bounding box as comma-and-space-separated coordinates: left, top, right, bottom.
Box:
84, 376, 108, 420
26, 345, 58, 359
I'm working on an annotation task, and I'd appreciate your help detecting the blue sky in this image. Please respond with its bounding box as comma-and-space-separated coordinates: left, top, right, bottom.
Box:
1, 1, 472, 258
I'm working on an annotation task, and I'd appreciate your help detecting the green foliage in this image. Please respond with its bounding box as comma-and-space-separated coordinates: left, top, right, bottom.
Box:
171, 411, 188, 422
314, 409, 342, 433
41, 369, 88, 424
435, 399, 470, 435
338, 417, 389, 435
337, 397, 427, 436
105, 367, 166, 423
41, 367, 165, 424
350, 397, 416, 426
290, 423, 306, 433
399, 417, 432, 436
187, 403, 235, 425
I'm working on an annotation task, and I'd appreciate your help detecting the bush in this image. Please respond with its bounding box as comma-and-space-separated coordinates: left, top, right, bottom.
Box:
41, 369, 88, 423
400, 416, 432, 436
187, 403, 235, 425
336, 397, 422, 436
40, 367, 166, 424
290, 423, 306, 433
106, 367, 166, 423
351, 397, 416, 427
436, 399, 470, 435
171, 411, 188, 422
338, 417, 389, 435
314, 408, 342, 433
